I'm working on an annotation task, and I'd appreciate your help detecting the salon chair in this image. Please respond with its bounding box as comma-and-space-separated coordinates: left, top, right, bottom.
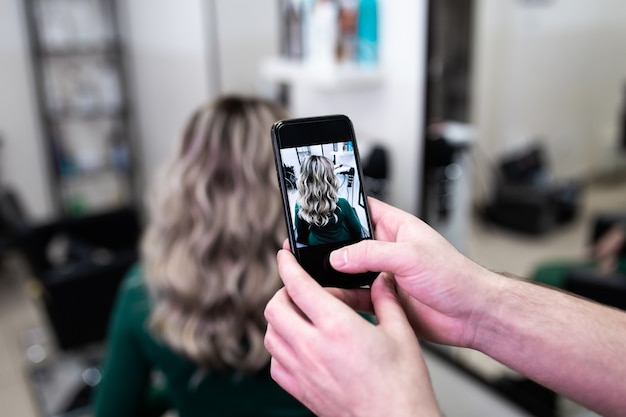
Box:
564, 269, 626, 310
20, 206, 141, 351
0, 186, 28, 261
562, 212, 626, 311
19, 206, 141, 416
483, 144, 582, 235
363, 145, 389, 201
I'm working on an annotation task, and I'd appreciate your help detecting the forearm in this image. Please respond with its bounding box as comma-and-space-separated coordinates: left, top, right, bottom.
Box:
472, 271, 626, 417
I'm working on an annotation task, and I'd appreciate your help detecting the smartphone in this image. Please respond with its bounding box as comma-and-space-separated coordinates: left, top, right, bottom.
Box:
272, 114, 378, 288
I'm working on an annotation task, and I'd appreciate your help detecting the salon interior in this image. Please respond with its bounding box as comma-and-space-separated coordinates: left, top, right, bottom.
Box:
1, 0, 626, 416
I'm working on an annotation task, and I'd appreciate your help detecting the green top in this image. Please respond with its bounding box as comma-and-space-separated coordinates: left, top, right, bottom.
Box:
295, 198, 364, 246
92, 265, 314, 417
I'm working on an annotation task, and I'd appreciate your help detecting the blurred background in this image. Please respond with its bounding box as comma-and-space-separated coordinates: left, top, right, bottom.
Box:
1, 0, 625, 416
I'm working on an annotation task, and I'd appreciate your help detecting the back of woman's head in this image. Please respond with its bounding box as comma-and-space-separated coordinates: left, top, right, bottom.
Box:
296, 155, 339, 227
142, 95, 289, 373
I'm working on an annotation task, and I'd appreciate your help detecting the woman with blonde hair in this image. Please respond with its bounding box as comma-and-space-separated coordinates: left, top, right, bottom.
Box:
295, 154, 363, 246
93, 96, 313, 417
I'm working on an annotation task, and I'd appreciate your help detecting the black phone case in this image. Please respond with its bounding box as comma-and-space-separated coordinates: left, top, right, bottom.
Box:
272, 115, 378, 288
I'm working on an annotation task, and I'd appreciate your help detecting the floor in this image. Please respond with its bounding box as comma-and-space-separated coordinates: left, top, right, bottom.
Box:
0, 255, 47, 417
1, 174, 625, 417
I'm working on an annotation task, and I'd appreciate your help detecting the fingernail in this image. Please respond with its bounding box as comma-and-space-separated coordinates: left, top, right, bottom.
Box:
381, 274, 396, 292
329, 248, 347, 268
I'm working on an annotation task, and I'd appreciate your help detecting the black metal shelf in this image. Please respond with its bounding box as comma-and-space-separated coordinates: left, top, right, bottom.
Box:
22, 0, 139, 217
35, 43, 121, 57
45, 106, 128, 121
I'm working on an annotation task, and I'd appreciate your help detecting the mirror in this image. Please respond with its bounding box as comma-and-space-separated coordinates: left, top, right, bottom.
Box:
425, 2, 626, 415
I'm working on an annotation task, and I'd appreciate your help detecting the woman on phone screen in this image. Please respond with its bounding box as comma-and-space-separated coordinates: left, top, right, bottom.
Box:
295, 155, 363, 246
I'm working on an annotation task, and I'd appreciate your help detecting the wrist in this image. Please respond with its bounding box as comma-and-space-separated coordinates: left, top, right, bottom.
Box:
463, 268, 517, 352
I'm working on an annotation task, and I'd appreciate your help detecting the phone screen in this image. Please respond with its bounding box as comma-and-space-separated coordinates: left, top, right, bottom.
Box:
272, 115, 378, 287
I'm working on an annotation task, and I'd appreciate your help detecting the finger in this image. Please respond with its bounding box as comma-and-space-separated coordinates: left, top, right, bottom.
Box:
326, 287, 375, 314
282, 238, 290, 251
264, 322, 296, 358
329, 240, 416, 275
264, 287, 315, 348
370, 275, 414, 337
277, 249, 359, 326
264, 322, 302, 377
269, 356, 303, 401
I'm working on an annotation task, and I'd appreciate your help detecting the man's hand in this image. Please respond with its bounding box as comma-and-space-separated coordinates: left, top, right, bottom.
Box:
330, 198, 498, 348
264, 249, 441, 417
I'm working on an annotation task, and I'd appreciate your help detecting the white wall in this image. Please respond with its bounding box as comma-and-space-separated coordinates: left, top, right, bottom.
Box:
471, 0, 626, 184
0, 0, 53, 220
121, 0, 215, 187
368, 0, 427, 214
214, 0, 281, 94
123, 0, 281, 187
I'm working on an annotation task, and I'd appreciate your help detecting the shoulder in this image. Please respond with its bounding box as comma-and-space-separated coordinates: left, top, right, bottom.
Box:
113, 264, 150, 319
337, 198, 352, 210
119, 264, 148, 298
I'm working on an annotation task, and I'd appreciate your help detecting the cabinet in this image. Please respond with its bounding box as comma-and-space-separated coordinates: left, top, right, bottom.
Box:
23, 0, 138, 216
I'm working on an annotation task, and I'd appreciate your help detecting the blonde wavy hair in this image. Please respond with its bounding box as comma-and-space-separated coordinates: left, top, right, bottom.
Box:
141, 95, 289, 373
296, 155, 339, 227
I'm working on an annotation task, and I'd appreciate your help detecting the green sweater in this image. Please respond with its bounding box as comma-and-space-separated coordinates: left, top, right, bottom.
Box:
92, 265, 313, 417
295, 198, 364, 246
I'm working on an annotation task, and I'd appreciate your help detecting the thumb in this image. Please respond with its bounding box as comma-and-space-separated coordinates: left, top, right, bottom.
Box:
330, 240, 414, 276
370, 274, 414, 338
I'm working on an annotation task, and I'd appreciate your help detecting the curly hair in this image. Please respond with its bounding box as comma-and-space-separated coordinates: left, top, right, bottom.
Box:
296, 155, 339, 227
141, 95, 289, 373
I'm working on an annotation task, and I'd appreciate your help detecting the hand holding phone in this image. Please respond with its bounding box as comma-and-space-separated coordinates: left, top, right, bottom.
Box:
272, 115, 378, 288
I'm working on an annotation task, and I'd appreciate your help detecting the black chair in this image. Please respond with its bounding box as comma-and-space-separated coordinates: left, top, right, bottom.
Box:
0, 186, 29, 260
363, 145, 389, 201
562, 213, 626, 311
483, 143, 583, 235
19, 207, 142, 351
564, 269, 626, 310
18, 207, 142, 416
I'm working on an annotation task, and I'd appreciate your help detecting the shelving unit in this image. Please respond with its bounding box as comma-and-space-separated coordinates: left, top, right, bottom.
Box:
23, 0, 138, 217
259, 56, 384, 92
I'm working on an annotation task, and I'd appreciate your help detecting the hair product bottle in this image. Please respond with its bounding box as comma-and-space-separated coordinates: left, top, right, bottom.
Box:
282, 0, 304, 60
356, 0, 378, 66
306, 0, 339, 69
338, 0, 358, 64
